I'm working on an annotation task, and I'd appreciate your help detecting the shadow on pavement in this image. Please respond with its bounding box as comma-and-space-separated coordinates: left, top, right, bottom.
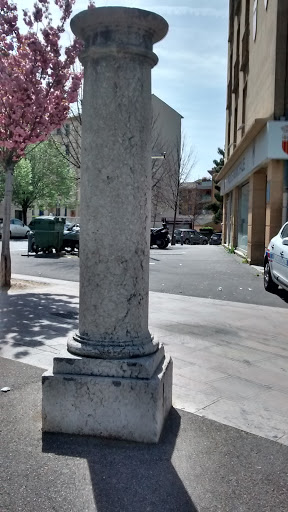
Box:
0, 290, 78, 360
272, 287, 288, 304
42, 408, 199, 512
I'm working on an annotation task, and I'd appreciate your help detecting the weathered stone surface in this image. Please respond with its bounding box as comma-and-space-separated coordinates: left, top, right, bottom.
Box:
53, 344, 165, 379
67, 7, 168, 359
42, 356, 172, 443
42, 6, 172, 442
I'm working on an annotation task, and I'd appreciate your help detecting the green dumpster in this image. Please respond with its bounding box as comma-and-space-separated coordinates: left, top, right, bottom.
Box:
29, 216, 65, 254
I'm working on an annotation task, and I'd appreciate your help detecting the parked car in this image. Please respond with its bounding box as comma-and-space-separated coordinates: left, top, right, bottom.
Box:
264, 222, 288, 293
62, 224, 80, 252
0, 218, 31, 239
174, 229, 208, 245
209, 232, 222, 245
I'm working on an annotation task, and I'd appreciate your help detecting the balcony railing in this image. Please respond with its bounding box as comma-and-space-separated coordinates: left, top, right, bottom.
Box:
240, 25, 249, 71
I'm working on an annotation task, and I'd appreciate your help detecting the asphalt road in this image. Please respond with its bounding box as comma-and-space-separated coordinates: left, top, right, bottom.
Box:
3, 239, 288, 308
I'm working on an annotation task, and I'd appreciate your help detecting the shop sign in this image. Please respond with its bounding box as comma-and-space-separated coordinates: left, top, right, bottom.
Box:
267, 121, 288, 159
225, 157, 246, 188
220, 121, 288, 195
281, 125, 288, 154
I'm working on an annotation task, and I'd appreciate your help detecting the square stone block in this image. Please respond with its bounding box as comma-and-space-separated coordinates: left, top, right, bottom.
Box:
42, 355, 172, 443
52, 344, 165, 379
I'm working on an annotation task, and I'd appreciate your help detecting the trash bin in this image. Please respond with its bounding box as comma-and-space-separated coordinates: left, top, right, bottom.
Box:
29, 216, 65, 254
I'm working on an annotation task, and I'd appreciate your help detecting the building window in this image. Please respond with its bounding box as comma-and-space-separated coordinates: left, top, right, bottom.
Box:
242, 83, 247, 137
65, 144, 70, 156
237, 182, 249, 251
65, 124, 70, 136
56, 128, 61, 135
227, 116, 231, 156
15, 210, 22, 221
236, 22, 240, 56
241, 0, 250, 72
235, 0, 241, 17
266, 182, 270, 203
253, 0, 258, 41
245, 0, 250, 24
234, 103, 238, 146
226, 193, 232, 245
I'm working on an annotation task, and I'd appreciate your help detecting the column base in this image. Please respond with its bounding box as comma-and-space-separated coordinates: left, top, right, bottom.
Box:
42, 348, 172, 443
67, 331, 159, 359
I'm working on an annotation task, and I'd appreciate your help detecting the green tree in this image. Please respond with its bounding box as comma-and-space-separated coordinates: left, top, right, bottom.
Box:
12, 139, 77, 225
205, 147, 224, 224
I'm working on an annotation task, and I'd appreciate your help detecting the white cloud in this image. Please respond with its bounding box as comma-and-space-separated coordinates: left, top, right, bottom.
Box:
150, 6, 227, 18
155, 47, 227, 88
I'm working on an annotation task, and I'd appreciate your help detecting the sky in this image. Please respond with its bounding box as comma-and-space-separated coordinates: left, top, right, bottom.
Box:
18, 0, 229, 180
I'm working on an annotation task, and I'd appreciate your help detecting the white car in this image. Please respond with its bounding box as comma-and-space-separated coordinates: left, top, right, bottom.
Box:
0, 218, 31, 239
264, 222, 288, 293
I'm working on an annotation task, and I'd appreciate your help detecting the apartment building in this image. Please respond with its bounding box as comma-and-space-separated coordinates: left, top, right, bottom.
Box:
149, 94, 183, 226
217, 0, 288, 264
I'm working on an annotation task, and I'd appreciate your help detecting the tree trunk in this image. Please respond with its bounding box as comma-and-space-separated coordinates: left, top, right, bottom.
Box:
171, 184, 179, 245
22, 206, 28, 226
1, 164, 14, 288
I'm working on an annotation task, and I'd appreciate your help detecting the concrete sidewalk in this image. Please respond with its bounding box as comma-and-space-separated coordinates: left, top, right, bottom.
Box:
1, 274, 288, 445
1, 356, 288, 512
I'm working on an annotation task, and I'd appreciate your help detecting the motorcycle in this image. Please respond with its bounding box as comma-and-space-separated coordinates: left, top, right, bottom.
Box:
150, 224, 170, 249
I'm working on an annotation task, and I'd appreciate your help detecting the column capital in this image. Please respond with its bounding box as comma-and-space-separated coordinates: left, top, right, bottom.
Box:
71, 7, 168, 66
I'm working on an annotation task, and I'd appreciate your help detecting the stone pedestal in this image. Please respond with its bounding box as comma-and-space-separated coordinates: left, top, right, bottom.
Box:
42, 349, 172, 443
42, 7, 172, 442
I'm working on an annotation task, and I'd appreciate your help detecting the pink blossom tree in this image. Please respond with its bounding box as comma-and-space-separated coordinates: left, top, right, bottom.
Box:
0, 0, 84, 287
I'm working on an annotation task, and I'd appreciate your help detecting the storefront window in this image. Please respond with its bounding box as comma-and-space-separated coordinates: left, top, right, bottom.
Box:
226, 193, 232, 245
237, 182, 249, 251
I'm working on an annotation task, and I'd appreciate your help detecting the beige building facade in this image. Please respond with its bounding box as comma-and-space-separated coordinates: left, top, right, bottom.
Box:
218, 0, 288, 264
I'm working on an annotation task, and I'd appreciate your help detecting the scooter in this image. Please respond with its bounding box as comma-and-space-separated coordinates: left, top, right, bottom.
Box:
150, 224, 170, 249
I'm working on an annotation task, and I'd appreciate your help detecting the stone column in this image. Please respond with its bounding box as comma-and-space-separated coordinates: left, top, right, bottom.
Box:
42, 7, 172, 443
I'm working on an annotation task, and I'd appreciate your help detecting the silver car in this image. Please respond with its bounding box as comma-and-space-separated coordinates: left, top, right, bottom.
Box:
0, 218, 31, 239
264, 222, 288, 293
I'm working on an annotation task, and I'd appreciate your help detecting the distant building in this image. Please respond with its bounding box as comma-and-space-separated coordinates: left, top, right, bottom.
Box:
0, 95, 182, 225
179, 178, 213, 228
150, 94, 183, 226
217, 0, 288, 264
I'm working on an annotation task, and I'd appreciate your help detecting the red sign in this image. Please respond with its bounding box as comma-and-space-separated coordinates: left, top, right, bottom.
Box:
281, 126, 288, 154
